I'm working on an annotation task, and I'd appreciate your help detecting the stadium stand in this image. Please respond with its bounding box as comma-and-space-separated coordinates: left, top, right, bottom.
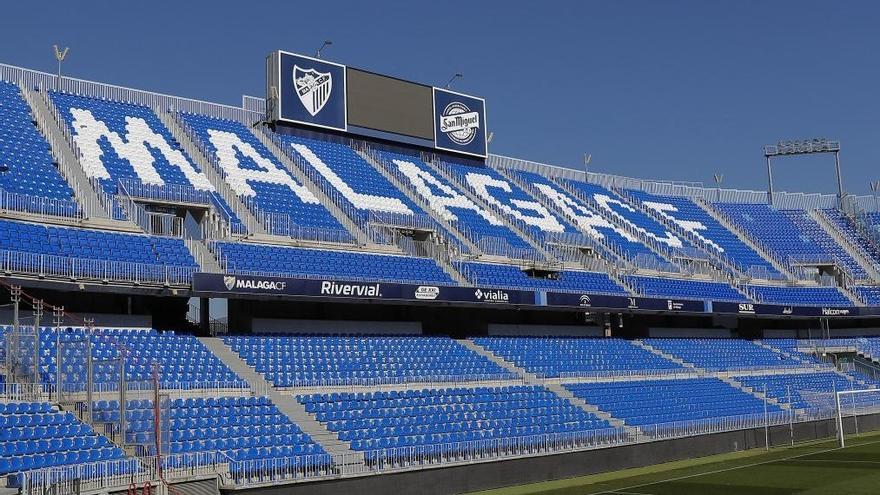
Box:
373, 151, 533, 252
623, 189, 780, 277
735, 372, 866, 410
565, 378, 780, 425
714, 203, 866, 278
298, 386, 612, 460
622, 275, 746, 301
0, 402, 128, 480
212, 242, 454, 285
473, 337, 683, 378
743, 284, 852, 306
178, 113, 346, 237
223, 335, 514, 387
642, 338, 804, 371
439, 161, 576, 245
819, 209, 880, 268
0, 219, 198, 282
555, 178, 689, 262
42, 327, 244, 388
851, 285, 880, 305
0, 81, 77, 210
93, 396, 328, 464
456, 261, 628, 294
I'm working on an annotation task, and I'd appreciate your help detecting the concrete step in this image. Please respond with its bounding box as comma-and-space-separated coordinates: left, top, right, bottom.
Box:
631, 340, 694, 368
198, 337, 364, 462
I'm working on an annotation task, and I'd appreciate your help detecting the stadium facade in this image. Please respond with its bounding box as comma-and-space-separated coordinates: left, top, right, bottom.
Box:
0, 52, 879, 494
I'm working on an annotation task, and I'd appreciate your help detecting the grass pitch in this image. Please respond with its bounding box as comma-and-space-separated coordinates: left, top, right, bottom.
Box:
464, 431, 880, 495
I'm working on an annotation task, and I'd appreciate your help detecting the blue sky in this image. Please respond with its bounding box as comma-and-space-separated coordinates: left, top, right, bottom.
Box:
2, 1, 878, 195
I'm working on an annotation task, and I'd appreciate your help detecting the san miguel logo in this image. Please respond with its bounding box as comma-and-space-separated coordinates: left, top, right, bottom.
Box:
439, 102, 480, 145
579, 295, 592, 307
294, 65, 332, 116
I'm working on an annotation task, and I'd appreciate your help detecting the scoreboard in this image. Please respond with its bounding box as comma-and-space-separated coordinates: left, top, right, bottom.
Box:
267, 51, 487, 158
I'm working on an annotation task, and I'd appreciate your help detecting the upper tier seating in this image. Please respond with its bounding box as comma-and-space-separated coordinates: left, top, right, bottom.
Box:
44, 328, 244, 388
213, 242, 453, 285
0, 81, 77, 211
375, 151, 533, 253
473, 337, 682, 378
743, 284, 851, 306
93, 396, 327, 466
714, 203, 866, 278
642, 338, 803, 371
0, 219, 198, 281
279, 136, 458, 243
820, 209, 880, 269
623, 275, 746, 302
441, 162, 576, 246
224, 335, 514, 386
48, 92, 240, 225
0, 401, 128, 481
556, 178, 688, 266
566, 378, 780, 425
735, 372, 868, 410
758, 339, 826, 365
623, 190, 779, 276
179, 114, 345, 237
851, 285, 880, 305
504, 171, 667, 264
298, 386, 611, 460
457, 261, 627, 295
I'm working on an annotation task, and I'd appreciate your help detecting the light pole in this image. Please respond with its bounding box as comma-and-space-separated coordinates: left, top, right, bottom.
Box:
871, 181, 880, 211
714, 173, 724, 202
315, 40, 332, 59
53, 45, 69, 90
763, 138, 842, 207
445, 73, 463, 89
583, 153, 592, 181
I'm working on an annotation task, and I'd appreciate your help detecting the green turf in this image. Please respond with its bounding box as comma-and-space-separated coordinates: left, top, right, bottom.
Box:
464, 431, 880, 495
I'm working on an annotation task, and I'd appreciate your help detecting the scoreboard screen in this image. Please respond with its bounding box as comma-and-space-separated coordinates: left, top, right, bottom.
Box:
269, 50, 487, 158
345, 68, 434, 141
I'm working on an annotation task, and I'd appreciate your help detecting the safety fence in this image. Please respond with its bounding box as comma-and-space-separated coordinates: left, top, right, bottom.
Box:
0, 249, 195, 286
0, 189, 82, 221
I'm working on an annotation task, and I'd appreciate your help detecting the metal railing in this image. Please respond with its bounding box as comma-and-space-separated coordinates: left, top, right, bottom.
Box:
0, 188, 82, 220
117, 177, 213, 206
282, 373, 524, 390
0, 248, 194, 285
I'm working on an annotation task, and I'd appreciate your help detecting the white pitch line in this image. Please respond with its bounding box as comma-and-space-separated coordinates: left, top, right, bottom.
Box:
779, 459, 880, 465
595, 437, 880, 495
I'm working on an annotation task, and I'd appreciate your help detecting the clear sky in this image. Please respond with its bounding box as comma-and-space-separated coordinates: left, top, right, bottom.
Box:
2, 1, 877, 196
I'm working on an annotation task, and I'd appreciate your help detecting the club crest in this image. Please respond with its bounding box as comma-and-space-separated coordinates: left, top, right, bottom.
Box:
293, 65, 332, 116
223, 276, 237, 290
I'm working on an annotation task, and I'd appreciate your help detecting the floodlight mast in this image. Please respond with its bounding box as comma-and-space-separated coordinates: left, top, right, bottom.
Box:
762, 138, 843, 207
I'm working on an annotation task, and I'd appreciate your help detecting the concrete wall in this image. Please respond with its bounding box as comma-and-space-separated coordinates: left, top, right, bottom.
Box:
224, 415, 879, 495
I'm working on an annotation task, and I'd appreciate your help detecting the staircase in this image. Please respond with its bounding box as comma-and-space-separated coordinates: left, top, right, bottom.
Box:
458, 339, 626, 428
809, 209, 880, 282
694, 198, 795, 279
19, 85, 109, 221
184, 238, 222, 273
198, 337, 364, 463
251, 126, 372, 245
153, 109, 267, 236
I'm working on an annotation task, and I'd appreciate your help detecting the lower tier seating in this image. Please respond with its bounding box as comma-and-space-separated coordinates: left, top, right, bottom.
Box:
734, 372, 868, 410
642, 338, 806, 371
298, 386, 611, 460
0, 402, 127, 482
224, 335, 515, 386
93, 396, 328, 466
565, 378, 781, 425
473, 337, 683, 378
